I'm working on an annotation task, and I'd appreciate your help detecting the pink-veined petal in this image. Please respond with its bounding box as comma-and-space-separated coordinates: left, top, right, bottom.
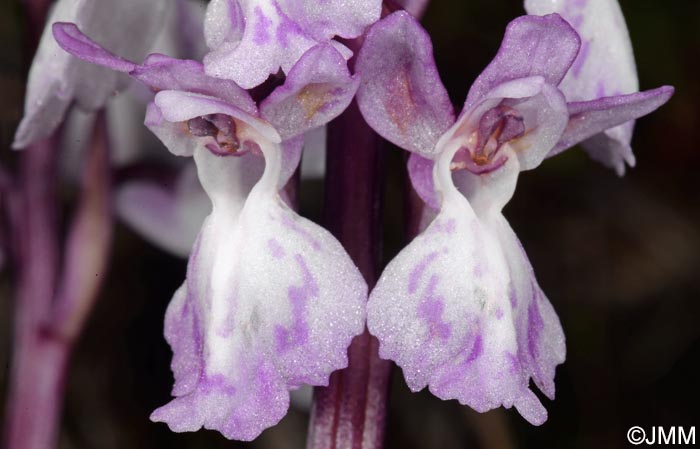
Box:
464, 14, 579, 112
525, 0, 637, 102
356, 11, 455, 158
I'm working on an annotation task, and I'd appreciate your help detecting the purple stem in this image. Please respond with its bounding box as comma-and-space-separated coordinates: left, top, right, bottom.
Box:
307, 100, 391, 449
307, 3, 435, 445
3, 114, 113, 449
3, 136, 61, 449
3, 6, 60, 443
53, 113, 113, 341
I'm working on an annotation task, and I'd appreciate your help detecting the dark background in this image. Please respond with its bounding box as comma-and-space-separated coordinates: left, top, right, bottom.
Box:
1, 0, 698, 448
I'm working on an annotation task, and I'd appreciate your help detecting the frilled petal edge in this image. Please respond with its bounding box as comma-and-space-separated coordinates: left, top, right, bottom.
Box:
367, 190, 565, 425
151, 147, 367, 440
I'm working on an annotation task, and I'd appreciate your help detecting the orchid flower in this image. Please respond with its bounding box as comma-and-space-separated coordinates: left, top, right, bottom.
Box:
202, 0, 382, 88
525, 0, 644, 175
52, 23, 367, 440
12, 0, 166, 149
356, 12, 672, 424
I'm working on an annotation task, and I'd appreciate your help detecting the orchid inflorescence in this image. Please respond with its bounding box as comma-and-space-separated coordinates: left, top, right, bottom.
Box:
5, 0, 672, 447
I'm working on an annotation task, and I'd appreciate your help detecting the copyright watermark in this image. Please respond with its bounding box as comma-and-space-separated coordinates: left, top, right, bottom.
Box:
627, 426, 695, 445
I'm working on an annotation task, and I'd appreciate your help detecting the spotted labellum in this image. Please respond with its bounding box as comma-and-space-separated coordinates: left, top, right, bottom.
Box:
356, 11, 672, 424
52, 22, 367, 440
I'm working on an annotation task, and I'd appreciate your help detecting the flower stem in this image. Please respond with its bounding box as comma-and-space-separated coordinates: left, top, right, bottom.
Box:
307, 100, 392, 449
3, 113, 112, 449
3, 135, 61, 449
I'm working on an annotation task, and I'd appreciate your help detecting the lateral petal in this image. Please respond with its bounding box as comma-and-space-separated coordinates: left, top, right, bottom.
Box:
260, 45, 359, 140
464, 14, 579, 112
551, 87, 674, 173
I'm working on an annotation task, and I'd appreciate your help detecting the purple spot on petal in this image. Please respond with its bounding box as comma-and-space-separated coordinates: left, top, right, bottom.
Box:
228, 0, 244, 30
408, 251, 439, 294
275, 254, 318, 353
506, 352, 520, 374
267, 238, 285, 259
443, 218, 457, 234
417, 275, 452, 340
427, 218, 457, 235
465, 333, 483, 364
527, 286, 544, 362
509, 283, 518, 309
432, 327, 482, 391
279, 214, 322, 251
253, 7, 273, 44
200, 374, 236, 397
495, 307, 504, 319
274, 9, 305, 49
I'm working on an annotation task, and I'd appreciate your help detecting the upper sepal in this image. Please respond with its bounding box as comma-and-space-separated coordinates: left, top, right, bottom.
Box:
356, 11, 455, 159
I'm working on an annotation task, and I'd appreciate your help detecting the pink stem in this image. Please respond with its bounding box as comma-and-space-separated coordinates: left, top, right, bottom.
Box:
3, 114, 113, 449
4, 134, 61, 449
307, 100, 392, 449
